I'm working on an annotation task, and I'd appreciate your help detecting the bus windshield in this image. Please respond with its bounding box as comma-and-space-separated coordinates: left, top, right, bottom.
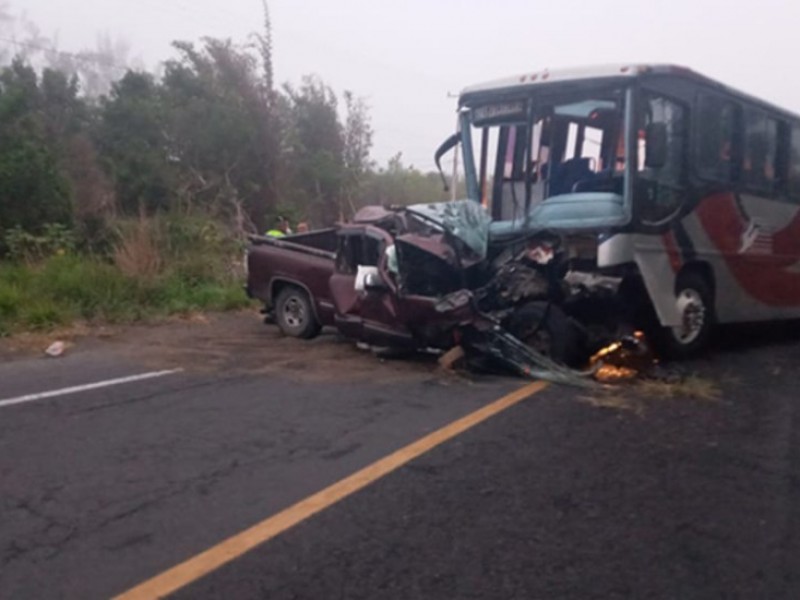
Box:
461, 87, 630, 233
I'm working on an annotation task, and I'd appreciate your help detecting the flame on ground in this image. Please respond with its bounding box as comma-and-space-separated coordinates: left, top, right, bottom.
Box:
590, 331, 649, 383
593, 363, 639, 382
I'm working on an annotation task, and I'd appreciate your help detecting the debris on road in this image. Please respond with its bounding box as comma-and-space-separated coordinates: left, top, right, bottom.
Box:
438, 345, 466, 371
44, 341, 67, 358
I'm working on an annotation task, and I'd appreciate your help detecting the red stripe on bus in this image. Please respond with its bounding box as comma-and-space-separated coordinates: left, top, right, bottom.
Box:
662, 230, 682, 273
694, 192, 800, 307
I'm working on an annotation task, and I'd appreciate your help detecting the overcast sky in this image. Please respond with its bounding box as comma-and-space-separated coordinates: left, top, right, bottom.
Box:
9, 0, 800, 171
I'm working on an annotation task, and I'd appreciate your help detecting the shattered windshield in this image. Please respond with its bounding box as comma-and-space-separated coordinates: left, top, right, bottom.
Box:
463, 88, 627, 229
406, 200, 491, 260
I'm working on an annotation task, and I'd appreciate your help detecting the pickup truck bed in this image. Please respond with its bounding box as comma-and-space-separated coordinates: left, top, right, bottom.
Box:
246, 229, 338, 328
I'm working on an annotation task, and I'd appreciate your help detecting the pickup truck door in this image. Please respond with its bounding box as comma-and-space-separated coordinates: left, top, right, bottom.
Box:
329, 226, 414, 348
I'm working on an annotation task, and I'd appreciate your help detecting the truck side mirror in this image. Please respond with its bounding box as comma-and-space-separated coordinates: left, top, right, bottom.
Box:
363, 271, 388, 292
645, 123, 668, 168
355, 265, 388, 293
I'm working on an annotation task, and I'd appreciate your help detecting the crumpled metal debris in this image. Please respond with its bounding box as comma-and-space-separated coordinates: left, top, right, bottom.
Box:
464, 324, 599, 389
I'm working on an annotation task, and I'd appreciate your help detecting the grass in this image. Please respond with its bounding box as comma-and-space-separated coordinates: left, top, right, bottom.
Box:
0, 254, 251, 336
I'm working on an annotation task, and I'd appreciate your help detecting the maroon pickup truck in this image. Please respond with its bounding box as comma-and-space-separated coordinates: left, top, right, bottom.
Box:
246, 209, 476, 350
245, 201, 612, 386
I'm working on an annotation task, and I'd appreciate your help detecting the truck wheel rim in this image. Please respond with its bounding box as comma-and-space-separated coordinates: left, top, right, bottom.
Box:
673, 288, 705, 344
284, 297, 305, 328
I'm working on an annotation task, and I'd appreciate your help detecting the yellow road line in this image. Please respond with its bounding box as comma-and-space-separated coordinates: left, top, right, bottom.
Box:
114, 381, 548, 600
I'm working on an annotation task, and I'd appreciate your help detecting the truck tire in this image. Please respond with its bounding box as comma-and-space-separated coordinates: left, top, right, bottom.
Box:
648, 271, 714, 360
274, 286, 321, 339
507, 301, 584, 366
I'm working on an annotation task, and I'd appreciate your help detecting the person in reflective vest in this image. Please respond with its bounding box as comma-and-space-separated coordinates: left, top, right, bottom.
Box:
266, 216, 291, 237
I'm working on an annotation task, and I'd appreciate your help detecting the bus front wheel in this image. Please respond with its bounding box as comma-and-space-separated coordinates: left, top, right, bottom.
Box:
649, 271, 715, 360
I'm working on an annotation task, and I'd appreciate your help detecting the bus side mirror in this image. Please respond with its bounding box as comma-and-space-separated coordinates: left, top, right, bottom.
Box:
434, 132, 460, 192
645, 123, 668, 168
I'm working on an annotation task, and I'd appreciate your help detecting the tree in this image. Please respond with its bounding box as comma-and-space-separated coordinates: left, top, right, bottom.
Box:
283, 76, 344, 226
97, 70, 175, 214
251, 0, 274, 98
0, 2, 133, 100
160, 38, 281, 231
360, 153, 452, 208
42, 33, 132, 99
39, 68, 115, 241
0, 60, 72, 239
0, 0, 379, 249
341, 91, 373, 219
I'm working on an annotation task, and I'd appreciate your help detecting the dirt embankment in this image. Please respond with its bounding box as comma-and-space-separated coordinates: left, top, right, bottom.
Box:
0, 311, 444, 384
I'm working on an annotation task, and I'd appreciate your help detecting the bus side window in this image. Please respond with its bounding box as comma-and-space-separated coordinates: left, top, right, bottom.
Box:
696, 95, 738, 182
639, 96, 686, 186
742, 108, 779, 193
638, 94, 686, 224
788, 125, 800, 201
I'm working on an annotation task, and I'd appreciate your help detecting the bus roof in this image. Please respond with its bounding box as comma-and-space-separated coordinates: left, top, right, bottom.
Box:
459, 63, 800, 121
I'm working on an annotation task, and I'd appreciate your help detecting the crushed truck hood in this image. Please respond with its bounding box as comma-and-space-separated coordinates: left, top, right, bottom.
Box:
405, 200, 492, 260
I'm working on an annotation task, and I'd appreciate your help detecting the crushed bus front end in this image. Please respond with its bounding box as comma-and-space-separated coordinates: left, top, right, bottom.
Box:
449, 65, 702, 362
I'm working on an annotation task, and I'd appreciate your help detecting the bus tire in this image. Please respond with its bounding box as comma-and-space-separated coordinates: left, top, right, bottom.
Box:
275, 286, 321, 339
650, 271, 714, 360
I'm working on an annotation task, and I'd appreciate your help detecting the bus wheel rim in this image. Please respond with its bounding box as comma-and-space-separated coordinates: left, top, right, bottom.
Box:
673, 288, 705, 344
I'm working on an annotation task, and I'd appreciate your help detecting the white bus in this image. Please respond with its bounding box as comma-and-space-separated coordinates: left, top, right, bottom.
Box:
442, 64, 800, 357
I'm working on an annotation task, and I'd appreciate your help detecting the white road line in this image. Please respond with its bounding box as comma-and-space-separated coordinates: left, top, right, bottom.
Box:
0, 369, 183, 409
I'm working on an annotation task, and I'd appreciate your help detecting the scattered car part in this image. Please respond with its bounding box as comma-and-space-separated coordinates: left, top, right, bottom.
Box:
461, 321, 598, 388
506, 302, 584, 366
45, 341, 67, 358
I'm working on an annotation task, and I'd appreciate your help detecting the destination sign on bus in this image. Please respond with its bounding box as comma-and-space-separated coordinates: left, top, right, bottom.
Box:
472, 100, 527, 125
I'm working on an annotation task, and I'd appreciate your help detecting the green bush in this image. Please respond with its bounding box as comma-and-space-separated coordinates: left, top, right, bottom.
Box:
0, 251, 250, 334
34, 256, 135, 318
0, 285, 21, 336
4, 223, 77, 262
22, 300, 68, 330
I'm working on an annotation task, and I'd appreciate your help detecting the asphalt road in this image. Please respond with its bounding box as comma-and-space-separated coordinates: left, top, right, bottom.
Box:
2, 314, 800, 599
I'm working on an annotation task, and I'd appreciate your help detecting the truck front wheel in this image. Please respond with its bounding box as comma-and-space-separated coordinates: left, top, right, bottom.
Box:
274, 286, 322, 339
